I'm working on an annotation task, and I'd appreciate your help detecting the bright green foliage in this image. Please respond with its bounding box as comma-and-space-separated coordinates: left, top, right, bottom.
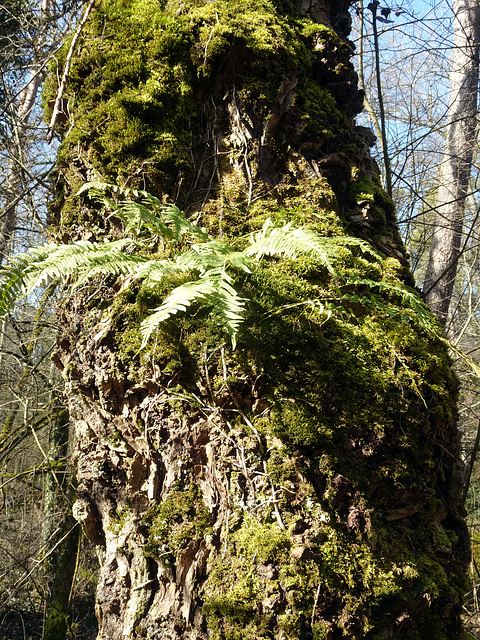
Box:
0, 182, 437, 350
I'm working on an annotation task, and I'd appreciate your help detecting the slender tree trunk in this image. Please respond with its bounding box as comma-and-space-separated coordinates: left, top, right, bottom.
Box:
43, 403, 80, 640
0, 0, 54, 264
48, 0, 469, 638
1, 75, 43, 262
423, 0, 480, 325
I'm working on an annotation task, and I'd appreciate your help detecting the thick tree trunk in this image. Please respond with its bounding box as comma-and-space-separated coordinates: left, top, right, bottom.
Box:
422, 0, 480, 325
48, 0, 469, 638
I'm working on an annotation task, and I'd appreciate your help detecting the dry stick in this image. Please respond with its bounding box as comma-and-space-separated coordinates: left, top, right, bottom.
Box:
263, 460, 285, 531
67, 529, 82, 606
311, 583, 321, 629
46, 0, 96, 144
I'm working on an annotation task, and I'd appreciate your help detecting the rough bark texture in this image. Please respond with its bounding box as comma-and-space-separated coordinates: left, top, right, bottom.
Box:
422, 0, 480, 326
46, 0, 469, 638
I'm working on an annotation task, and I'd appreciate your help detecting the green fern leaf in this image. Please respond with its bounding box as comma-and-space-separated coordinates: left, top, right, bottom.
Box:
2, 182, 436, 354
244, 219, 361, 273
77, 182, 209, 241
133, 259, 185, 284
22, 240, 149, 293
245, 219, 380, 271
191, 241, 252, 272
111, 200, 175, 238
209, 269, 246, 349
161, 204, 209, 242
140, 279, 217, 348
0, 252, 38, 316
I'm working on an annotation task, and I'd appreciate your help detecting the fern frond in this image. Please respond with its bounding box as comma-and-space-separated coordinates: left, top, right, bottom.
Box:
133, 259, 185, 285
244, 220, 349, 273
0, 252, 39, 316
341, 276, 441, 336
139, 268, 247, 348
2, 182, 438, 354
140, 279, 217, 348
209, 269, 246, 349
246, 219, 380, 271
161, 204, 209, 242
191, 241, 252, 271
110, 200, 175, 237
77, 182, 209, 241
22, 240, 150, 293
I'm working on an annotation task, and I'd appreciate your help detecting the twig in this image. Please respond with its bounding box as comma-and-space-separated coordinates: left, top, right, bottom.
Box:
311, 583, 321, 628
46, 0, 96, 143
263, 461, 284, 530
361, 0, 392, 196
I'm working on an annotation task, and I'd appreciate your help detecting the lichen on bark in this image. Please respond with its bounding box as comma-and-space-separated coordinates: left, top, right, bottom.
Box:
46, 0, 469, 638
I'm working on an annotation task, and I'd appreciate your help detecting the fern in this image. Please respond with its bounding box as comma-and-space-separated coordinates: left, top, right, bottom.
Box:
245, 219, 380, 273
0, 181, 440, 349
77, 181, 209, 241
210, 269, 247, 349
140, 279, 217, 348
28, 240, 147, 290
339, 276, 440, 336
132, 259, 185, 284
0, 252, 38, 314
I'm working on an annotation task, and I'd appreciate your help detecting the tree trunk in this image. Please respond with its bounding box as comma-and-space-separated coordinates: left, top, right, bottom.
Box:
48, 0, 469, 638
422, 0, 480, 325
0, 66, 46, 263
0, 0, 57, 264
43, 403, 80, 640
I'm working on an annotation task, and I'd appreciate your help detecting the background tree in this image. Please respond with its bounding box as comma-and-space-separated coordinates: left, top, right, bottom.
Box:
422, 0, 480, 326
353, 1, 480, 632
0, 1, 98, 638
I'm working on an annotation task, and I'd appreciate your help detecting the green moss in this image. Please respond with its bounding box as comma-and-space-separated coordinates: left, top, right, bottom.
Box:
143, 480, 211, 559
297, 78, 342, 141
144, 248, 461, 636
349, 174, 396, 233
109, 504, 133, 534
204, 514, 292, 639
45, 0, 358, 228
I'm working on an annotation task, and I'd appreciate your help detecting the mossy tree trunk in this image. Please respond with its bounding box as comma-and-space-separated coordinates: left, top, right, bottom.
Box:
47, 0, 469, 638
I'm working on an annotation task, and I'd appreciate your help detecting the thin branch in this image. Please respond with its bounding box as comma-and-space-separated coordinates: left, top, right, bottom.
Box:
46, 0, 96, 143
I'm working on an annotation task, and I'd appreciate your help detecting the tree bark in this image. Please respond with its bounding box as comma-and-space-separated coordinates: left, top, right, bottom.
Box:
422, 0, 480, 325
48, 0, 469, 638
